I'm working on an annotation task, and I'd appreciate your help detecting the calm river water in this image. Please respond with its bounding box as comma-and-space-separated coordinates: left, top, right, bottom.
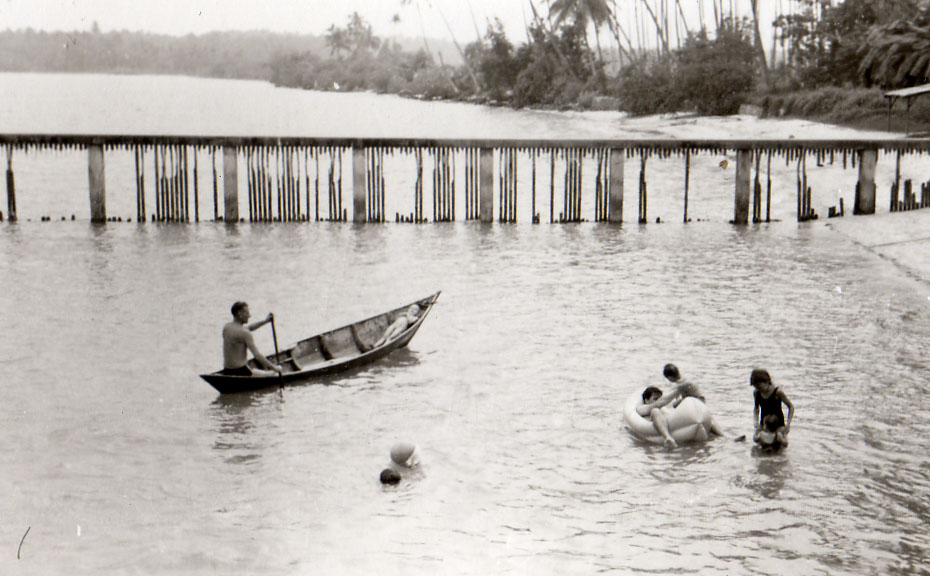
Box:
1, 73, 929, 576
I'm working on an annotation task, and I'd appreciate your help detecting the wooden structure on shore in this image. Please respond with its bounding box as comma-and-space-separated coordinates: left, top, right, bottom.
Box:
3, 134, 930, 225
885, 83, 930, 136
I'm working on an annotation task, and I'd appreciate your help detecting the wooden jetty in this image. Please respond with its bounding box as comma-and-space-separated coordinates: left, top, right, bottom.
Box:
2, 134, 930, 225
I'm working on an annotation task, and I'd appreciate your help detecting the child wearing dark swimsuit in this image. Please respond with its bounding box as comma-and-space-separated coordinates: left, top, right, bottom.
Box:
750, 368, 794, 444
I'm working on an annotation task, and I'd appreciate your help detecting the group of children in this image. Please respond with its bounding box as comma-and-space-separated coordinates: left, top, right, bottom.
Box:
639, 364, 795, 452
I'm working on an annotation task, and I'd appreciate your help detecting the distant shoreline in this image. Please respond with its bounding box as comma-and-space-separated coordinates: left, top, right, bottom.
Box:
0, 69, 911, 141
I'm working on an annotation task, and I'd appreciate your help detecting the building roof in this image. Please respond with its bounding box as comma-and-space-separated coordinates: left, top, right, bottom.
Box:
884, 83, 930, 99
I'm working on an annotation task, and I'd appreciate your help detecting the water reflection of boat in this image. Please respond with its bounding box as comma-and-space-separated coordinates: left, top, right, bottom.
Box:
200, 291, 440, 394
209, 389, 279, 463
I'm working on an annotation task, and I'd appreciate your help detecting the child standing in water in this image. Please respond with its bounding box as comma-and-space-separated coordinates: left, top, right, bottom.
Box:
750, 368, 794, 447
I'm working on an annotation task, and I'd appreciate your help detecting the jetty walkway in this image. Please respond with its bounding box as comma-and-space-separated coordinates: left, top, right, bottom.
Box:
2, 134, 930, 225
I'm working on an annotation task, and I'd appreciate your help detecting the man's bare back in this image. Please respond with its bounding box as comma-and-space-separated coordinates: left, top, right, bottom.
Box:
223, 321, 253, 369
222, 301, 282, 376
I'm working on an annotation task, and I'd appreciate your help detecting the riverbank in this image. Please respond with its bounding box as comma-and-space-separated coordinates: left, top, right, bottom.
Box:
826, 209, 930, 287
750, 86, 930, 136
392, 83, 926, 139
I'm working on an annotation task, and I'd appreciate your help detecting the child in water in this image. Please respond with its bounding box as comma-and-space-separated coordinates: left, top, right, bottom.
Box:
750, 368, 794, 446
754, 414, 788, 452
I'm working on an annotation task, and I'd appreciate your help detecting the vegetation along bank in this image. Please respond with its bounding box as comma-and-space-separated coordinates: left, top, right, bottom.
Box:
2, 1, 928, 132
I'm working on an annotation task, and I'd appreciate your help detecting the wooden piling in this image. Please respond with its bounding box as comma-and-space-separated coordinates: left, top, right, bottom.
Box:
134, 146, 142, 222
479, 147, 494, 223
182, 146, 190, 222
223, 146, 238, 223
549, 150, 555, 224
765, 151, 772, 222
314, 149, 320, 221
352, 146, 366, 223
638, 153, 647, 224
449, 148, 455, 221
733, 149, 751, 225
212, 148, 218, 221
854, 149, 877, 215
752, 151, 762, 223
155, 146, 162, 220
193, 148, 198, 222
5, 147, 15, 222
574, 149, 585, 222
531, 149, 537, 222
139, 146, 146, 222
88, 144, 106, 223
682, 149, 689, 223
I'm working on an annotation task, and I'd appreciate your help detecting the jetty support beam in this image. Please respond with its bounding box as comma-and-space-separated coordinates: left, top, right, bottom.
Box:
733, 149, 752, 225
5, 148, 15, 222
352, 147, 366, 223
479, 148, 494, 223
608, 149, 624, 223
223, 146, 238, 223
854, 149, 877, 215
88, 144, 106, 223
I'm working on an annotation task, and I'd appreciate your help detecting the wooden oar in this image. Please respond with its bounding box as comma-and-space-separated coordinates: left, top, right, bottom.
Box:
270, 313, 284, 391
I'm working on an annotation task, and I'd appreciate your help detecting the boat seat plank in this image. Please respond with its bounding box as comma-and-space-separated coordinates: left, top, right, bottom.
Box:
320, 327, 360, 358
352, 316, 390, 351
293, 339, 328, 365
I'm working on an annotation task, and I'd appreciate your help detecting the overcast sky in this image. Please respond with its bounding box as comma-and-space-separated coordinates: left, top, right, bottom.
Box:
0, 0, 779, 48
0, 1, 532, 41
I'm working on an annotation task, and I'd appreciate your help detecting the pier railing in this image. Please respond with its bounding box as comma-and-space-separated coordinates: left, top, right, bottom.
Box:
3, 134, 930, 224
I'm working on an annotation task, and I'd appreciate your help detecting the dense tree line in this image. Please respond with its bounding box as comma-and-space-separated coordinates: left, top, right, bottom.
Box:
3, 1, 929, 125
0, 26, 325, 79
266, 1, 930, 119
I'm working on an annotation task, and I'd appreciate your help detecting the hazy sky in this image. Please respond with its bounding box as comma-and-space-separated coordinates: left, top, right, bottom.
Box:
0, 1, 779, 49
0, 0, 532, 42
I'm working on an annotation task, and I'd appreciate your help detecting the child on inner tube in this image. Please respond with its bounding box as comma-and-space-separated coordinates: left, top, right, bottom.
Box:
636, 364, 723, 448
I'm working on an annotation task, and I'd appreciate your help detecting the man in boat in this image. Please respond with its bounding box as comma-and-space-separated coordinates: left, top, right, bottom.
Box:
221, 301, 283, 377
636, 364, 723, 448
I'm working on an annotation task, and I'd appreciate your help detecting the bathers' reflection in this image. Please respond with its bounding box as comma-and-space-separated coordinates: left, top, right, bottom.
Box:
748, 449, 791, 499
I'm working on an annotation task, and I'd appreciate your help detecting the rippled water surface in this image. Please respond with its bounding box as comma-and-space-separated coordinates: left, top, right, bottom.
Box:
2, 74, 930, 576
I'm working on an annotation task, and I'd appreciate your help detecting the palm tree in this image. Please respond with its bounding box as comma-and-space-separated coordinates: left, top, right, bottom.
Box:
549, 0, 612, 64
325, 25, 349, 59
637, 0, 671, 55
749, 0, 771, 88
860, 10, 930, 88
604, 0, 638, 64
526, 0, 583, 81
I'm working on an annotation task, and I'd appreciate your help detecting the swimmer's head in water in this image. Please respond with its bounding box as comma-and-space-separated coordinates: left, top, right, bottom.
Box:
663, 364, 680, 382
642, 386, 663, 403
380, 468, 401, 485
390, 442, 417, 467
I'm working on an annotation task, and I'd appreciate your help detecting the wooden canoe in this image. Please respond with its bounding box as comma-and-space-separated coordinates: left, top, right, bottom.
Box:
201, 291, 440, 394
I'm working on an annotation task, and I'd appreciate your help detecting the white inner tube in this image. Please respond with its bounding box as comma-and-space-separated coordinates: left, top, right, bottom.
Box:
624, 387, 713, 444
